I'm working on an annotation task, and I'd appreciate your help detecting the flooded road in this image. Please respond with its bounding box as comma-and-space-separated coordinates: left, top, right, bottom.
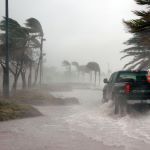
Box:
53, 89, 150, 150
0, 89, 150, 150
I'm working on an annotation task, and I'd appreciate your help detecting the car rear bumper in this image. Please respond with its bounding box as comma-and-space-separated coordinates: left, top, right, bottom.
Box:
127, 100, 150, 104
118, 93, 150, 104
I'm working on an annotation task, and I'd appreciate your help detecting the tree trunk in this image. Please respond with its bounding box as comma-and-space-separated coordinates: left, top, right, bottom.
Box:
39, 37, 43, 86
2, 67, 7, 96
99, 70, 101, 85
82, 72, 85, 82
12, 75, 19, 93
33, 60, 40, 86
78, 71, 80, 81
90, 71, 92, 83
28, 63, 32, 88
77, 71, 80, 80
95, 71, 97, 84
21, 71, 27, 89
69, 65, 71, 80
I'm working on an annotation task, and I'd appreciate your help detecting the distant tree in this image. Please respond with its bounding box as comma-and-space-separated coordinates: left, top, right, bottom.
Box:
78, 65, 91, 81
72, 61, 79, 71
62, 60, 71, 79
86, 62, 101, 84
72, 61, 91, 81
72, 61, 80, 78
62, 60, 71, 70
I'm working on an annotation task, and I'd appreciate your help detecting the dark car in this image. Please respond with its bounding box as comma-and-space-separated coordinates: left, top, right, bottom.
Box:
102, 70, 150, 114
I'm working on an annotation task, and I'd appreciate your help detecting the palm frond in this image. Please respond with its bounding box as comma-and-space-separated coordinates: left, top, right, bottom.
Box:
126, 59, 145, 70
25, 18, 43, 36
135, 0, 150, 5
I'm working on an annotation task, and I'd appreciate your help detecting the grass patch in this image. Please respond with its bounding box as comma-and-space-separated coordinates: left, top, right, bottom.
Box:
11, 89, 56, 105
0, 87, 79, 121
0, 101, 41, 121
9, 89, 79, 106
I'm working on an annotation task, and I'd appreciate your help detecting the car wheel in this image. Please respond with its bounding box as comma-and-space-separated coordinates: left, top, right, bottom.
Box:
118, 96, 128, 115
114, 94, 120, 114
119, 97, 126, 115
126, 104, 131, 114
114, 94, 126, 115
102, 92, 108, 103
102, 97, 108, 103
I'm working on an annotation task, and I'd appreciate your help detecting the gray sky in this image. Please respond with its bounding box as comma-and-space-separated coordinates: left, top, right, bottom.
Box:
0, 0, 140, 72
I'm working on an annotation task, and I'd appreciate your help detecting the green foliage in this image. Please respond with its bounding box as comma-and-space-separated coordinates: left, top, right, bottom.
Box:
0, 17, 44, 91
135, 0, 150, 5
25, 18, 43, 36
86, 62, 100, 71
0, 18, 28, 50
122, 0, 150, 70
62, 60, 71, 66
72, 61, 79, 67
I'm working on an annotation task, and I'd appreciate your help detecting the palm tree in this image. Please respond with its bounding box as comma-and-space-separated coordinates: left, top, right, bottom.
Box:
122, 0, 150, 70
25, 18, 44, 86
62, 60, 71, 72
72, 61, 79, 70
72, 61, 80, 78
72, 62, 91, 81
62, 60, 71, 77
78, 65, 91, 81
135, 0, 150, 5
86, 62, 101, 84
0, 18, 29, 92
0, 17, 44, 92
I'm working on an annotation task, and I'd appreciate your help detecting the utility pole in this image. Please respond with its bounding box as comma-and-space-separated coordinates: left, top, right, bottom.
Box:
4, 0, 10, 97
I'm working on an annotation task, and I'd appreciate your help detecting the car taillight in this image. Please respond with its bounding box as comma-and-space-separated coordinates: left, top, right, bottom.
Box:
124, 83, 131, 94
147, 75, 150, 83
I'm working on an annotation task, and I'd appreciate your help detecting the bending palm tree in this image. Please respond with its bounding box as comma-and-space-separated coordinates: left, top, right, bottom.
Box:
0, 18, 29, 91
122, 0, 150, 70
86, 62, 101, 85
25, 18, 44, 86
62, 60, 71, 79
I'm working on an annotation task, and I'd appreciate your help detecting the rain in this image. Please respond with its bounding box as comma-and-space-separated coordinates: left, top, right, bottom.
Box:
0, 0, 150, 150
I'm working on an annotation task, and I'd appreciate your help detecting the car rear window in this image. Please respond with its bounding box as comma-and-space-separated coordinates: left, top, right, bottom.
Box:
117, 71, 148, 82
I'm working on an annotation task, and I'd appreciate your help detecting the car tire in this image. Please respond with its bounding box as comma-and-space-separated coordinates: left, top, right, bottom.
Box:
114, 94, 127, 115
119, 96, 127, 115
114, 94, 120, 114
102, 92, 108, 103
102, 97, 108, 103
126, 104, 131, 114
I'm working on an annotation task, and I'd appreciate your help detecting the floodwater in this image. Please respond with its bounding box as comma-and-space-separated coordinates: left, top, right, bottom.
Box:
53, 89, 150, 150
0, 89, 150, 150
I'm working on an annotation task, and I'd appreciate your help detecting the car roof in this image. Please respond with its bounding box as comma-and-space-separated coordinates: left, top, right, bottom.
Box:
117, 70, 147, 73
